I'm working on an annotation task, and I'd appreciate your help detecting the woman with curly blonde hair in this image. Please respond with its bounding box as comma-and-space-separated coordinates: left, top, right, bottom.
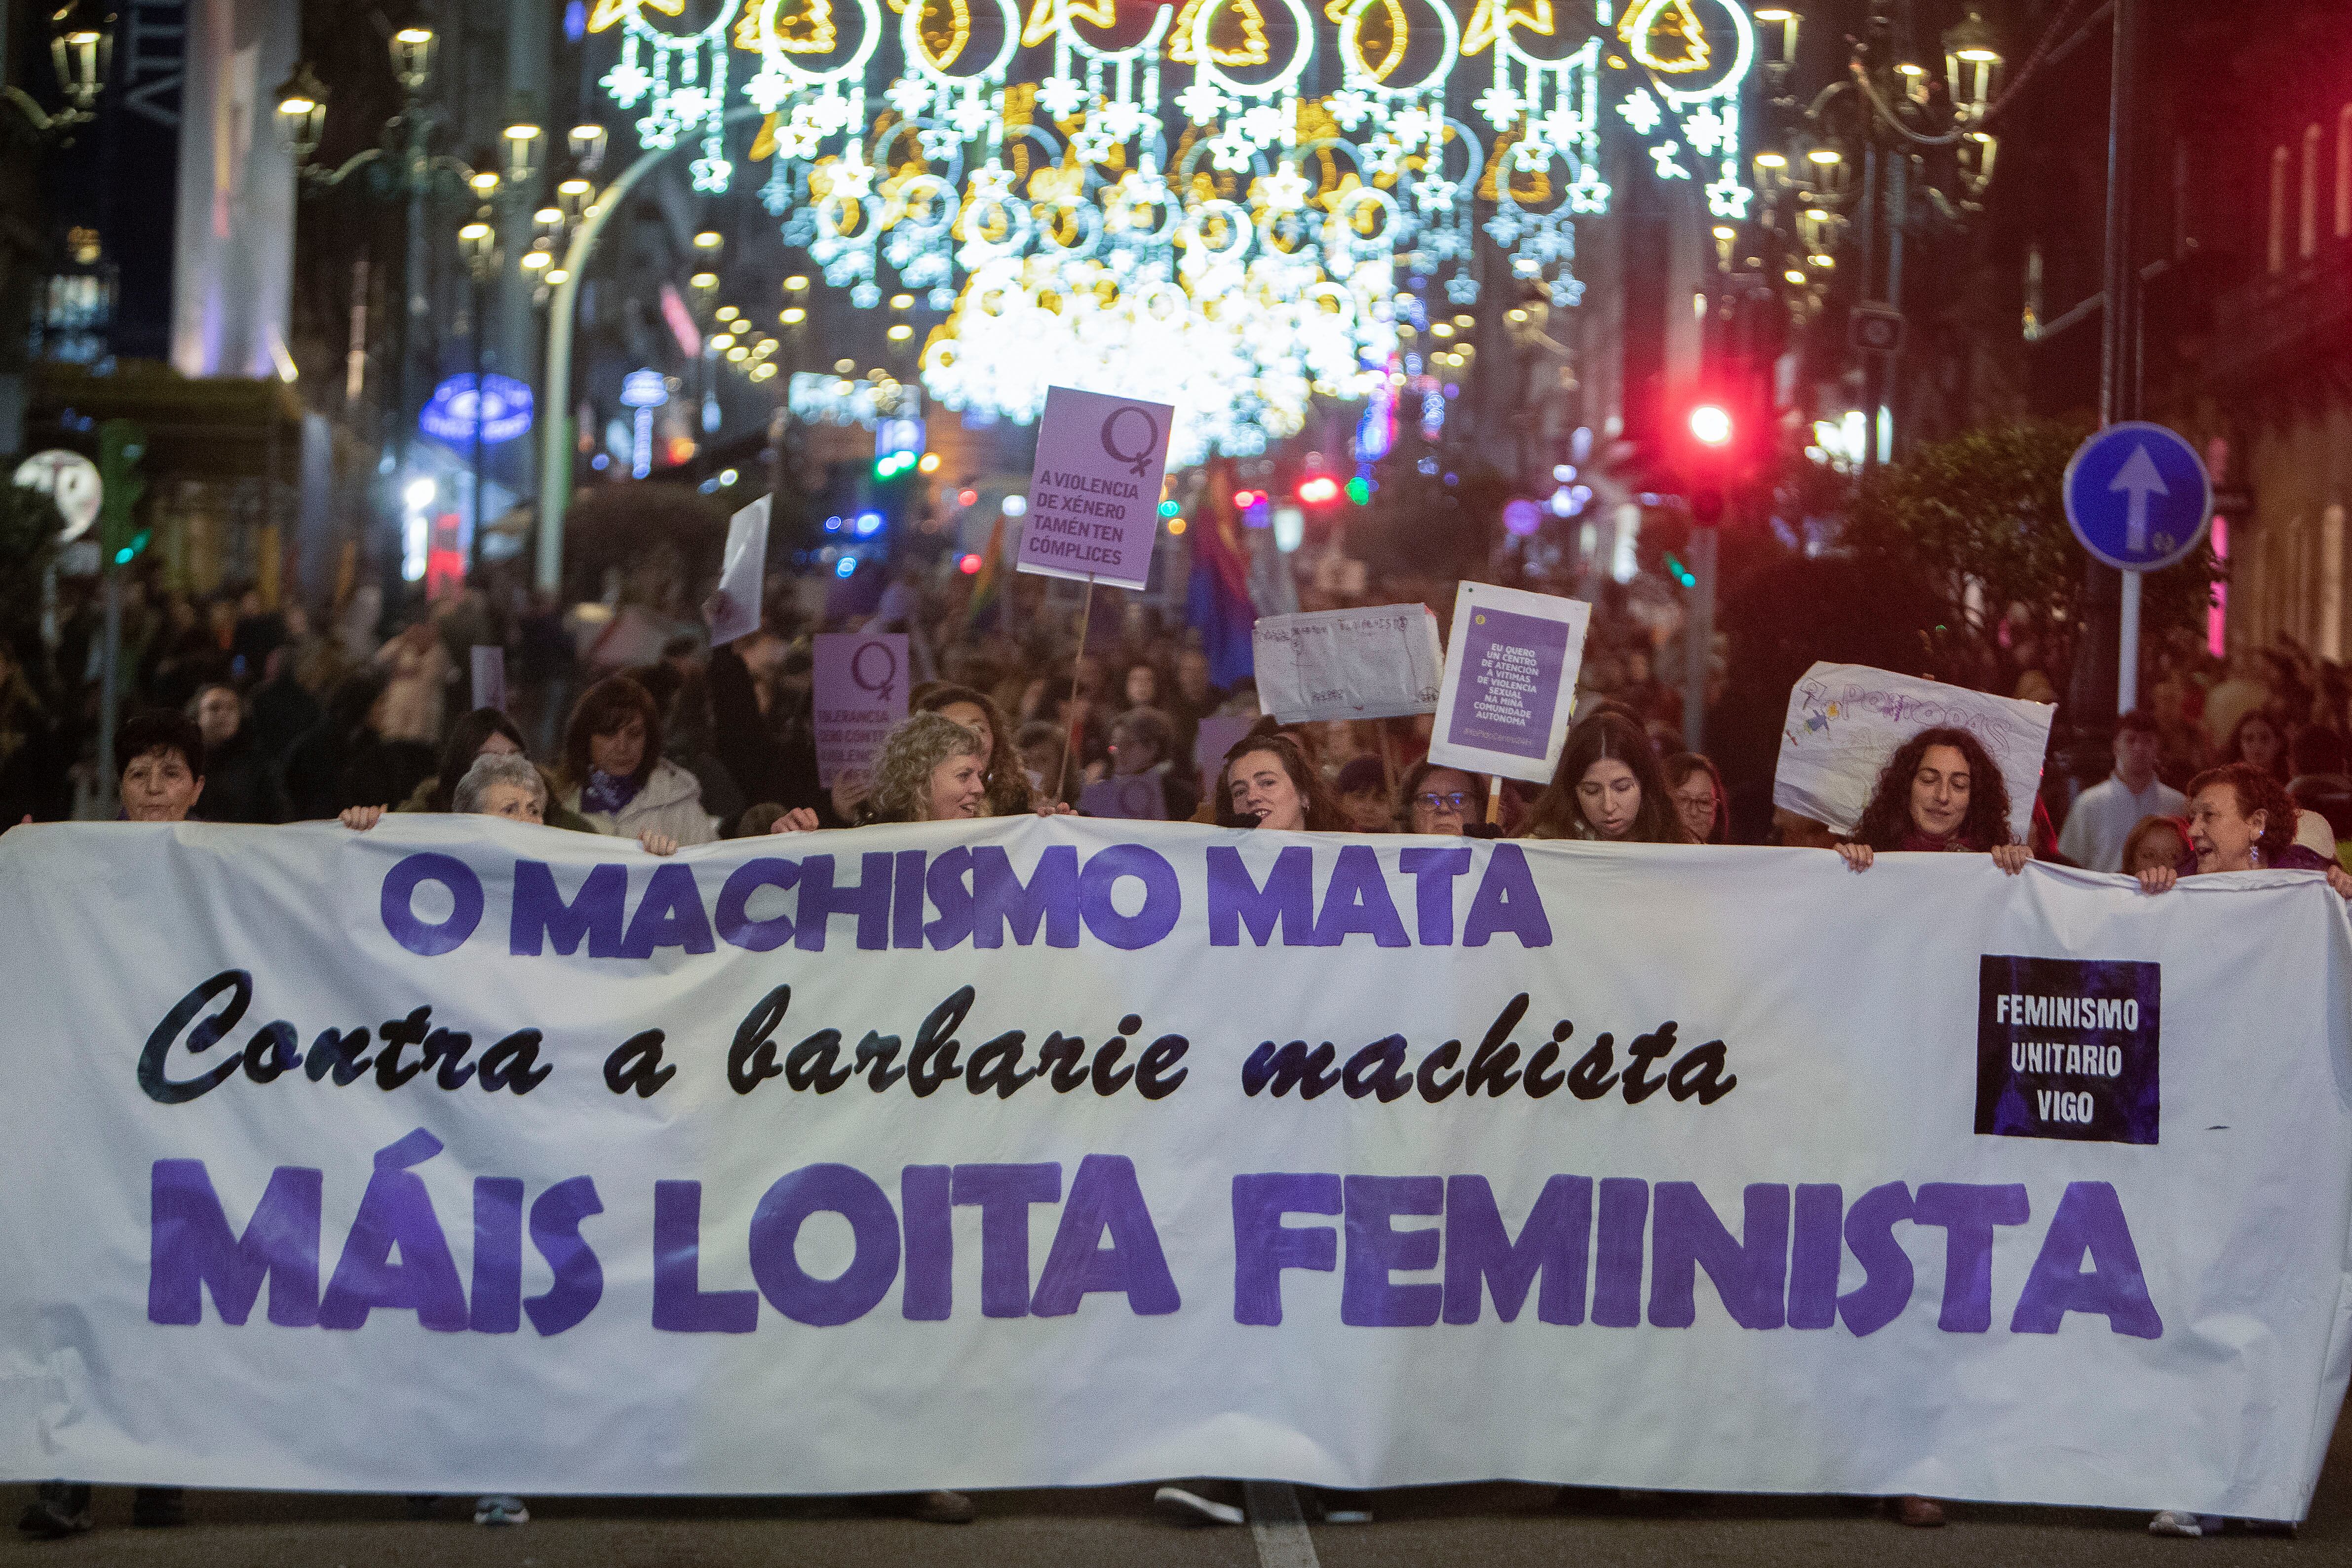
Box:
767, 711, 1071, 837
863, 712, 990, 824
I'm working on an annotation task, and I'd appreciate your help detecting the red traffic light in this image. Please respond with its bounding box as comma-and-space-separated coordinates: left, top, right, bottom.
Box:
1297, 475, 1340, 504
1689, 404, 1735, 447
958, 553, 982, 574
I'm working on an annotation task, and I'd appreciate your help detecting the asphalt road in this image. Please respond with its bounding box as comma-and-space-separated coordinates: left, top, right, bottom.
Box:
6, 1412, 2348, 1568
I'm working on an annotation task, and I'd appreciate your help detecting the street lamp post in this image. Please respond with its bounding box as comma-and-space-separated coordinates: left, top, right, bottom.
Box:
533, 104, 761, 596
459, 215, 499, 576
1744, 1, 2002, 474
275, 40, 558, 591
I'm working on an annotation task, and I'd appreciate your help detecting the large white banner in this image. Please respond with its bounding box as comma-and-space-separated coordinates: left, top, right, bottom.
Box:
2, 818, 2350, 1519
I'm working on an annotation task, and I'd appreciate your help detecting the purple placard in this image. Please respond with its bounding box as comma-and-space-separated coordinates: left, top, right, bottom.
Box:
1192, 713, 1256, 793
1017, 385, 1174, 592
1444, 608, 1572, 762
1080, 774, 1168, 821
812, 633, 909, 787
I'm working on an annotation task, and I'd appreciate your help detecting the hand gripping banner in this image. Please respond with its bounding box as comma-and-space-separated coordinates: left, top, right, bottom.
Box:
2, 817, 2349, 1518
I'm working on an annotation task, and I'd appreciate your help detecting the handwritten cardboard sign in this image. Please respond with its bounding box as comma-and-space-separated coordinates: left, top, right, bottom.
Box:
812, 632, 909, 787
1017, 385, 1174, 592
1427, 582, 1590, 785
1252, 605, 1444, 724
1774, 661, 2055, 841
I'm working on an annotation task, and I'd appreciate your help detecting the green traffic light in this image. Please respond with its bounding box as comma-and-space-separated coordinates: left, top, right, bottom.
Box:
1345, 477, 1371, 505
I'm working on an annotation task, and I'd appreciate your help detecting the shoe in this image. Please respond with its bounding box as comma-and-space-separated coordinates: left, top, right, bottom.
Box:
16, 1500, 92, 1540
2150, 1511, 2226, 1537
131, 1487, 186, 1529
1154, 1486, 1245, 1526
912, 1490, 974, 1524
1894, 1495, 1946, 1527
473, 1496, 530, 1527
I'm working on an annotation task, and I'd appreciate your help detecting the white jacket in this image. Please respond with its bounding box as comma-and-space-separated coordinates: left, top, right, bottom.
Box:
568, 758, 718, 845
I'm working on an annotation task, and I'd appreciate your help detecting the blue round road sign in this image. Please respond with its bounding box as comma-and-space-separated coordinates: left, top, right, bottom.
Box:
2062, 421, 2212, 573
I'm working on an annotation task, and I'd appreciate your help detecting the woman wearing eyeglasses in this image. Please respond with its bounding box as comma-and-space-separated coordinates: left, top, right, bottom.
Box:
1396, 760, 1488, 835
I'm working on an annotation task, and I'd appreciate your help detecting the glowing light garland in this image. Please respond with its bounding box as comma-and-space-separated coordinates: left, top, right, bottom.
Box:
591, 0, 1757, 449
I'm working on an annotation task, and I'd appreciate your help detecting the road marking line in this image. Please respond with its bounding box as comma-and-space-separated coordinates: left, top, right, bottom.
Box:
1244, 1482, 1320, 1568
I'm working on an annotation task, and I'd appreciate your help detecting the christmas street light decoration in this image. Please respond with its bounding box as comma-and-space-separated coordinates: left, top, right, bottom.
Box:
586, 0, 1761, 450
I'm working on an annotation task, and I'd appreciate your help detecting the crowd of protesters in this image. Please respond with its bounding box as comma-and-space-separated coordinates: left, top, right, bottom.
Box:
9, 556, 2352, 1544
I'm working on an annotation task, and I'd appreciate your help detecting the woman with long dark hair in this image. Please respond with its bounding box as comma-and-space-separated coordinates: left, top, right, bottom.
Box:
1836, 726, 2030, 876
2223, 711, 2290, 787
1523, 712, 1689, 843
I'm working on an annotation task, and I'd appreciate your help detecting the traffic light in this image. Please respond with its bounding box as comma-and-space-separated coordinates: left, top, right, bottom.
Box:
1665, 396, 1754, 526
1688, 404, 1734, 449
97, 419, 150, 566
1297, 475, 1340, 505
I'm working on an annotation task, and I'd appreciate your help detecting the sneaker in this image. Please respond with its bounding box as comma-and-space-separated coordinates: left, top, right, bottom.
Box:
1893, 1495, 1946, 1528
1154, 1486, 1245, 1526
912, 1490, 975, 1524
2150, 1510, 2218, 1537
473, 1496, 530, 1527
16, 1499, 92, 1540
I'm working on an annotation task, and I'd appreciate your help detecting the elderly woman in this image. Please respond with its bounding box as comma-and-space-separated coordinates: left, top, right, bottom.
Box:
558, 676, 718, 846
1833, 726, 2030, 877
344, 753, 681, 855
2134, 763, 2352, 896
1396, 759, 1487, 836
388, 708, 595, 832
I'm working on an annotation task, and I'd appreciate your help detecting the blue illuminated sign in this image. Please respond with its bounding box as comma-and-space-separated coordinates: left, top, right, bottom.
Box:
420, 374, 534, 445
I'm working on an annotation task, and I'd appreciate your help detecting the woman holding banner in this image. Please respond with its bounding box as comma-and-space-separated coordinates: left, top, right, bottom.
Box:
771, 711, 1076, 833
915, 684, 1036, 816
2133, 763, 2352, 896
1832, 728, 2031, 877
1522, 713, 1691, 844
1214, 731, 1346, 832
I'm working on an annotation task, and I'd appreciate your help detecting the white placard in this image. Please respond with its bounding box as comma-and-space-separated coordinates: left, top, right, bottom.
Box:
1252, 605, 1444, 724
706, 496, 770, 648
1775, 662, 2056, 841
1017, 386, 1174, 591
1427, 582, 1591, 785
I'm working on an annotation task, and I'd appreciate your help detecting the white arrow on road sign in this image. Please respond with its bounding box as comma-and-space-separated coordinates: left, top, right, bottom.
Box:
2108, 444, 2169, 554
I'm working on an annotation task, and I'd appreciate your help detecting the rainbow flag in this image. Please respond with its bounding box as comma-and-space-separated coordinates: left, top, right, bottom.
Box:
966, 513, 1006, 630
1185, 472, 1257, 688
